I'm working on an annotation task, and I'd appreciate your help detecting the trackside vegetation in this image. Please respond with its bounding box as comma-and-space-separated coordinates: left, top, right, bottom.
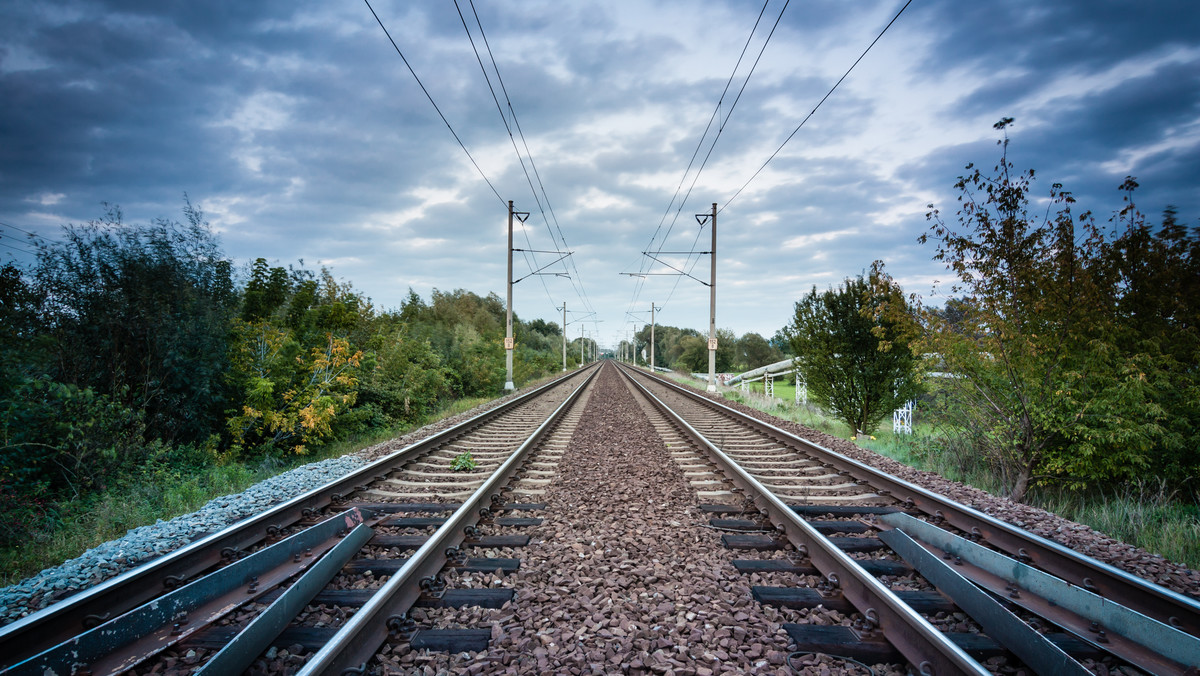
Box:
730, 120, 1199, 565
778, 120, 1198, 505
919, 119, 1199, 503
0, 203, 574, 581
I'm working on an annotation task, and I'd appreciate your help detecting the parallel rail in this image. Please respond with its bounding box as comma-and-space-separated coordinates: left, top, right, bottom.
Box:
617, 363, 1200, 674
0, 364, 597, 673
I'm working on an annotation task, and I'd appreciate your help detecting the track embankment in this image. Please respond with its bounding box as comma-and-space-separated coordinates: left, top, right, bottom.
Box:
685, 384, 1200, 603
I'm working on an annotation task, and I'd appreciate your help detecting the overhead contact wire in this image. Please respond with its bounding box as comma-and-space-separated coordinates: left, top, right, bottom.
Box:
721, 0, 914, 213
633, 0, 787, 318
363, 0, 506, 207
469, 0, 595, 316
627, 0, 772, 316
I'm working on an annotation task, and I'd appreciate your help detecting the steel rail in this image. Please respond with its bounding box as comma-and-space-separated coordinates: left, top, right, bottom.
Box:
299, 364, 600, 674
617, 364, 988, 675
624, 365, 1200, 638
0, 364, 597, 665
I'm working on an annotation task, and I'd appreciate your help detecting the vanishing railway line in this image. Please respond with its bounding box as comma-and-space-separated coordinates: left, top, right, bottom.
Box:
618, 364, 1200, 675
0, 365, 598, 676
1, 361, 1198, 675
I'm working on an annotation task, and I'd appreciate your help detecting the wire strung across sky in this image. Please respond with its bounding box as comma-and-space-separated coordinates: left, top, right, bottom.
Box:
362, 0, 505, 208
624, 0, 772, 320
626, 0, 787, 320
454, 0, 595, 318
367, 0, 593, 326
0, 220, 56, 259
628, 0, 914, 332
667, 0, 913, 318
721, 0, 914, 213
467, 0, 595, 317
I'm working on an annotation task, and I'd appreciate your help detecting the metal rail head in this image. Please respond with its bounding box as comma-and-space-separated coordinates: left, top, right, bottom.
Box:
615, 364, 988, 675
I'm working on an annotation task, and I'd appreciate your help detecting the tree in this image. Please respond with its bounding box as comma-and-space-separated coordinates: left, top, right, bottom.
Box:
226, 322, 362, 456
677, 335, 708, 372
918, 120, 1176, 501
30, 201, 236, 444
786, 263, 921, 435
737, 332, 782, 371
242, 258, 290, 322
1094, 196, 1200, 486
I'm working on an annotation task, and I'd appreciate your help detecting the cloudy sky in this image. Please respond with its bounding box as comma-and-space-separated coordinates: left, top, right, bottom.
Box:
2, 1, 1198, 348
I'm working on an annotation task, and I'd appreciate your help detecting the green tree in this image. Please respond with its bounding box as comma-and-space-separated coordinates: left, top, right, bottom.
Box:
241, 258, 290, 322
226, 322, 362, 456
1095, 193, 1200, 486
786, 263, 921, 435
736, 332, 782, 371
919, 120, 1173, 501
676, 335, 707, 372
30, 202, 235, 444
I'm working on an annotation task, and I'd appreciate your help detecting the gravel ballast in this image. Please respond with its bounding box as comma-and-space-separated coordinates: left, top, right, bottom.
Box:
380, 363, 902, 675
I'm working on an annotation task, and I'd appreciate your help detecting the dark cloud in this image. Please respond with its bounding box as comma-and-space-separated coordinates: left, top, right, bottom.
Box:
2, 0, 1198, 342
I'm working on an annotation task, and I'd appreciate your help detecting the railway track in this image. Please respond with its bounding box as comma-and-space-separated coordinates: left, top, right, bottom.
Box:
618, 362, 1200, 675
2, 360, 1197, 675
0, 364, 598, 676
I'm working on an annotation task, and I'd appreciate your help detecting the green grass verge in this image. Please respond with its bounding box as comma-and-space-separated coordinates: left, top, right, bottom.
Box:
0, 396, 492, 587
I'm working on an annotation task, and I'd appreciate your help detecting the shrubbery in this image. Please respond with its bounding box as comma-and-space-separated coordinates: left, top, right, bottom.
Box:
0, 203, 573, 547
919, 120, 1199, 501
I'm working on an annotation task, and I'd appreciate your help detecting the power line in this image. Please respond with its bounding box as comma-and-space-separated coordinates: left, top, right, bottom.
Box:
658, 0, 789, 237
651, 0, 790, 315
453, 0, 561, 312
721, 0, 914, 213
627, 0, 787, 317
0, 220, 60, 244
641, 0, 771, 265
362, 0, 506, 207
627, 0, 771, 305
460, 0, 596, 317
0, 238, 37, 256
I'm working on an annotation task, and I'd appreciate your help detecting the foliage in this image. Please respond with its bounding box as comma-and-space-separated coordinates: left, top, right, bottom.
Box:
736, 332, 783, 371
450, 451, 477, 471
785, 262, 921, 435
226, 323, 362, 457
1, 378, 152, 499
356, 326, 451, 428
29, 202, 236, 444
0, 205, 575, 559
919, 119, 1198, 501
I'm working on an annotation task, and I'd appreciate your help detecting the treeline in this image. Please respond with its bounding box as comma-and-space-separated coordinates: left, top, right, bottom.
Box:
782, 120, 1200, 502
0, 203, 572, 543
622, 325, 787, 373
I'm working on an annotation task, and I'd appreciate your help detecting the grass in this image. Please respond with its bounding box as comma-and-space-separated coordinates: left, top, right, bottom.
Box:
707, 379, 1200, 570
0, 396, 493, 587
1032, 482, 1200, 569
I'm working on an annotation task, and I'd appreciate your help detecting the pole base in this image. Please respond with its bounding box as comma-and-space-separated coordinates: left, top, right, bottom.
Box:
706, 384, 717, 392
504, 381, 515, 391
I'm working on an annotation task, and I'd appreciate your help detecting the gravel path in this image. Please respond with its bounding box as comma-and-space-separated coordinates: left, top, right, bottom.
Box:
379, 363, 902, 675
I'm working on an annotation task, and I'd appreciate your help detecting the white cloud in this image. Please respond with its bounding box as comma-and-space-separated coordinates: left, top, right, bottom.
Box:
26, 192, 66, 206
782, 228, 858, 250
